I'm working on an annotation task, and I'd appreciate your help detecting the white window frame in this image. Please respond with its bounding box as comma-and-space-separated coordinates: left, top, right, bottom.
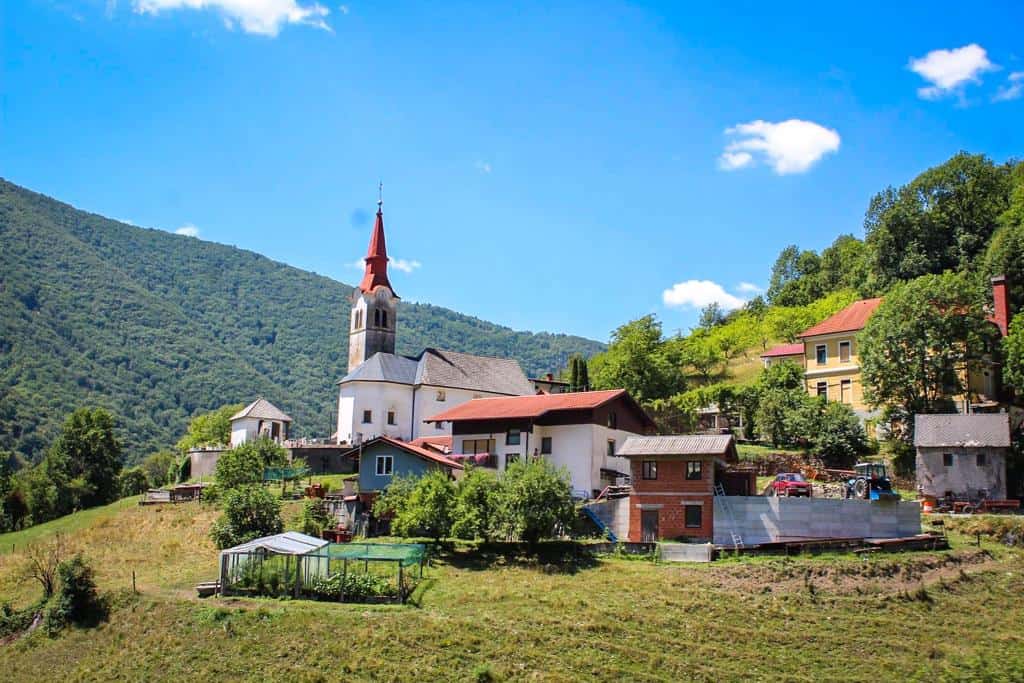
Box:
375, 455, 393, 476
838, 340, 851, 363
815, 344, 827, 365
436, 390, 446, 402
387, 410, 396, 426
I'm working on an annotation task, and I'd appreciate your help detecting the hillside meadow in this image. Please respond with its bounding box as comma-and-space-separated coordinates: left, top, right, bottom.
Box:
1, 499, 1023, 681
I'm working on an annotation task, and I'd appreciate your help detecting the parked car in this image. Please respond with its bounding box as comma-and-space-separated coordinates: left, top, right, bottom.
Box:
767, 473, 812, 497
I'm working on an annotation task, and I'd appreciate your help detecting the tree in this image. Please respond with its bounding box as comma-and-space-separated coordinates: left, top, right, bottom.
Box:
698, 302, 726, 330
589, 316, 684, 402
46, 407, 123, 512
21, 534, 66, 598
578, 357, 590, 392
755, 388, 809, 447
859, 272, 995, 426
675, 333, 722, 386
118, 467, 149, 497
450, 466, 502, 541
210, 485, 283, 549
567, 354, 589, 392
493, 459, 574, 543
301, 497, 332, 536
140, 451, 176, 488
45, 555, 107, 633
214, 438, 287, 490
811, 401, 867, 467
176, 404, 244, 453
390, 469, 455, 540
819, 234, 869, 295
767, 245, 800, 304
1004, 313, 1024, 393
865, 153, 1013, 291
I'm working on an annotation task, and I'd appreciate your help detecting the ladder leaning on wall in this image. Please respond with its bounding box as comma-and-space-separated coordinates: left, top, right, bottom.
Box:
713, 483, 744, 550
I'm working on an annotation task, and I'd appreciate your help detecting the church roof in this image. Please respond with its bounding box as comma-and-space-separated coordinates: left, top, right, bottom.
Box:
358, 205, 397, 296
338, 348, 534, 396
230, 398, 293, 423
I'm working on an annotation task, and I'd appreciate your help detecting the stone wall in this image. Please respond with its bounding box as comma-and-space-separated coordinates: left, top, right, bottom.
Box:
713, 496, 921, 546
916, 446, 1007, 500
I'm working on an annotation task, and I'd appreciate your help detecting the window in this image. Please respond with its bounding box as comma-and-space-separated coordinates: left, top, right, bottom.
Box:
943, 453, 953, 467
387, 411, 396, 426
436, 390, 446, 402
381, 310, 388, 328
816, 381, 828, 398
505, 453, 519, 468
642, 461, 658, 480
541, 437, 552, 454
607, 440, 616, 458
352, 310, 361, 331
840, 379, 852, 403
839, 340, 851, 363
607, 411, 618, 429
435, 421, 445, 431
685, 504, 702, 529
686, 461, 703, 481
362, 410, 372, 424
461, 439, 495, 455
506, 429, 521, 446
374, 309, 381, 327
375, 455, 393, 476
816, 344, 827, 365
977, 452, 987, 467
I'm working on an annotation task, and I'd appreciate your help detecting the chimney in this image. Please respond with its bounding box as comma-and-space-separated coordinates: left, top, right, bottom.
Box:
992, 275, 1010, 337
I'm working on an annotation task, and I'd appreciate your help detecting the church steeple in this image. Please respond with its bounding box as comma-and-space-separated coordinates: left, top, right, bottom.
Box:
348, 187, 399, 373
358, 190, 397, 296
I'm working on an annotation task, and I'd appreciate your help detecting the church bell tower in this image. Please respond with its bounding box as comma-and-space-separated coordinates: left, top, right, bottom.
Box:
348, 191, 398, 372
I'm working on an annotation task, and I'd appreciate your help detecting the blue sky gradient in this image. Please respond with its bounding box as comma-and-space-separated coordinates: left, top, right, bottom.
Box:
3, 1, 1022, 340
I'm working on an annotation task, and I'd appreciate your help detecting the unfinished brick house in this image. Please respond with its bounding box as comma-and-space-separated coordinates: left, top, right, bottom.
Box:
617, 435, 743, 543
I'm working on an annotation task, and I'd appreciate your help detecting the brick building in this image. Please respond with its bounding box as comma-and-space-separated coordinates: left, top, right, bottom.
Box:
618, 435, 740, 543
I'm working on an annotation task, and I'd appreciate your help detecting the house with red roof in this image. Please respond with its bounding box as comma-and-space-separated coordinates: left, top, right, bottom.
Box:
759, 342, 805, 369
425, 389, 656, 497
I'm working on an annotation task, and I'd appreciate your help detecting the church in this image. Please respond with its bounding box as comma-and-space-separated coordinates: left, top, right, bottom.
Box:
336, 198, 536, 446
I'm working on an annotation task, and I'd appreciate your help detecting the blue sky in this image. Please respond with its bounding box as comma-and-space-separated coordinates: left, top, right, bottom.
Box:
3, 1, 1022, 342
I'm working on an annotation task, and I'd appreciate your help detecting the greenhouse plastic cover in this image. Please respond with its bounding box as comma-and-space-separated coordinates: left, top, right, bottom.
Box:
222, 531, 329, 556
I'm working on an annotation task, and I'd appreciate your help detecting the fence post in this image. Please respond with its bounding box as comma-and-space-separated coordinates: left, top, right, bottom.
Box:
294, 556, 302, 598
341, 559, 348, 603
398, 561, 404, 604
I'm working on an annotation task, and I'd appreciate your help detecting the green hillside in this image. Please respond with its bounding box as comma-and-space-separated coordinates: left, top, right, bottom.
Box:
0, 179, 604, 464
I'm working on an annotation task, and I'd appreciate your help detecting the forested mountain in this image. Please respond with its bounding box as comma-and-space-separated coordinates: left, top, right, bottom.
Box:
0, 179, 604, 465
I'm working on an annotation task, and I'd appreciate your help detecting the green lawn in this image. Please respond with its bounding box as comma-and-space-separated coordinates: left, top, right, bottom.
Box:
2, 499, 1023, 680
0, 496, 139, 556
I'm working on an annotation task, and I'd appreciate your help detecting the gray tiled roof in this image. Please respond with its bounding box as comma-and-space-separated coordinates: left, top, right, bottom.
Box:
914, 413, 1011, 448
339, 352, 420, 384
617, 434, 735, 457
339, 348, 533, 396
230, 398, 293, 423
414, 348, 534, 396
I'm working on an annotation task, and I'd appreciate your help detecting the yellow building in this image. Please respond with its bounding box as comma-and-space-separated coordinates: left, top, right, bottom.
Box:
797, 298, 883, 415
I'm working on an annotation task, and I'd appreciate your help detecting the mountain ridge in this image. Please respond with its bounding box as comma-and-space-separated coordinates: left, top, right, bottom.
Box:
0, 179, 604, 464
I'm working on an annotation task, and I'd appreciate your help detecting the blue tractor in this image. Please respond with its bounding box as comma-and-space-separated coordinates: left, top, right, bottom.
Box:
843, 462, 899, 501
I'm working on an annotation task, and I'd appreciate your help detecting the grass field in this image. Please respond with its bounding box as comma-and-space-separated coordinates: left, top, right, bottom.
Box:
2, 501, 1023, 681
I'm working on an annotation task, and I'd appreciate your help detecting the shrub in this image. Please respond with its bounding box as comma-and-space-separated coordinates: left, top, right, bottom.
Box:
44, 555, 107, 634
310, 571, 394, 601
210, 485, 283, 549
493, 459, 574, 543
214, 438, 287, 490
450, 466, 501, 541
301, 498, 332, 536
118, 466, 149, 497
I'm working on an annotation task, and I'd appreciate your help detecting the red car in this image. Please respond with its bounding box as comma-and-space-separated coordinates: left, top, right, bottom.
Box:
768, 473, 812, 497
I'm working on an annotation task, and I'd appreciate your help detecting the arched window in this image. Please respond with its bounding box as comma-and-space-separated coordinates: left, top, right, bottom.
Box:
374, 309, 381, 327
353, 310, 362, 331
382, 310, 389, 329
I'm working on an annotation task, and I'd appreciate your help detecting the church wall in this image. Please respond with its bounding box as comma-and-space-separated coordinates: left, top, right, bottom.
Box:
337, 381, 414, 445
413, 385, 505, 440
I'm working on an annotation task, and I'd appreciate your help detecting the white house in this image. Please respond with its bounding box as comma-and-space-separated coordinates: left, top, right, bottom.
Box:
229, 398, 293, 447
336, 198, 536, 446
424, 389, 656, 498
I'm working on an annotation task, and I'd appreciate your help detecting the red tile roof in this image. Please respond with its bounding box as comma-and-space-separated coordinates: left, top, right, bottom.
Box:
358, 207, 397, 295
367, 435, 462, 469
425, 389, 654, 428
799, 298, 883, 338
409, 435, 453, 454
760, 343, 804, 358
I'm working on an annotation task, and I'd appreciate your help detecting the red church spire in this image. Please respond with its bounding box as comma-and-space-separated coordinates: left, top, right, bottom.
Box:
358, 185, 396, 295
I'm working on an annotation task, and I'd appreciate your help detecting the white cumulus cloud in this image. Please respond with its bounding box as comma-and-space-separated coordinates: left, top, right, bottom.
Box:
736, 282, 763, 294
132, 0, 330, 36
994, 71, 1024, 102
475, 160, 492, 174
175, 224, 200, 237
349, 257, 421, 273
719, 119, 840, 175
662, 280, 746, 311
909, 44, 996, 100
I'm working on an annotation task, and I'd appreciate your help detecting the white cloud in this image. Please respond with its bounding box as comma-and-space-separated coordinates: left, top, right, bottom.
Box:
338, 4, 349, 14
719, 119, 840, 175
994, 71, 1024, 102
132, 0, 330, 36
909, 44, 996, 100
475, 160, 492, 174
736, 282, 763, 294
348, 257, 421, 273
175, 224, 200, 237
662, 280, 746, 311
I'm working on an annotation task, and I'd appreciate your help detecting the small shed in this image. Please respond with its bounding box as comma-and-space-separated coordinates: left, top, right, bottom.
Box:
914, 413, 1012, 501
230, 398, 293, 447
219, 532, 329, 597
